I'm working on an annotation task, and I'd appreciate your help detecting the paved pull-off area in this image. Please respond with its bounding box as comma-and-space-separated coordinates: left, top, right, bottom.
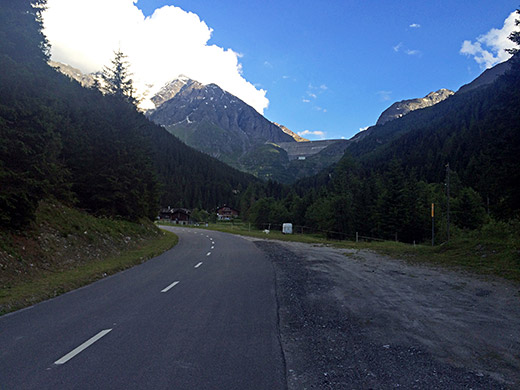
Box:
1, 228, 519, 389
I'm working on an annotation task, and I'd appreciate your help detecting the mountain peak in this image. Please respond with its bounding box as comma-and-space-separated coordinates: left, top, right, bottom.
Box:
376, 88, 454, 125
150, 76, 205, 108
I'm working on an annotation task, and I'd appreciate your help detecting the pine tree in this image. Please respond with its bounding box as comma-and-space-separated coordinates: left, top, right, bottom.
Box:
101, 50, 139, 106
506, 9, 520, 57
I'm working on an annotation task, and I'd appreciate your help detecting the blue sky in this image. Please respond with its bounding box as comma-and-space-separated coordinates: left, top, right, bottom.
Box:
44, 1, 518, 140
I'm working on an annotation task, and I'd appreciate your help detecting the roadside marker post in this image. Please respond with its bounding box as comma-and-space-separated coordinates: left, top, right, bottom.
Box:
431, 203, 435, 246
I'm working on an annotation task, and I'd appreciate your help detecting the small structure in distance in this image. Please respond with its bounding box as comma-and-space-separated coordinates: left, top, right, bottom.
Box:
159, 207, 191, 225
282, 223, 293, 234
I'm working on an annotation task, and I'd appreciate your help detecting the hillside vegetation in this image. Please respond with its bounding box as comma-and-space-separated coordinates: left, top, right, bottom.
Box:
0, 1, 256, 231
0, 201, 177, 314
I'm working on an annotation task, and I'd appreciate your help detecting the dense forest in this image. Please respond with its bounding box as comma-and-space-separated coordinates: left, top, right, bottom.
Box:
0, 0, 255, 229
2, 1, 519, 247
239, 39, 520, 243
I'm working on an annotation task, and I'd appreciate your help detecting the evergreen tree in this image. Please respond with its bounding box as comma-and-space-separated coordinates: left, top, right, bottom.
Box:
506, 9, 520, 57
102, 50, 139, 106
452, 187, 486, 230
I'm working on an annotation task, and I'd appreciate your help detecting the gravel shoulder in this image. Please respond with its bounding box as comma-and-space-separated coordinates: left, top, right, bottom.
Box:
251, 238, 520, 389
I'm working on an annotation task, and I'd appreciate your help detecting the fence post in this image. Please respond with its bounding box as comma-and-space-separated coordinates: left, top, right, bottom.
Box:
356, 232, 358, 243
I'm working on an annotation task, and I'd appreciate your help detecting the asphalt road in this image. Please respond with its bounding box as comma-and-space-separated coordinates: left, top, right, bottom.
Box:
0, 227, 286, 389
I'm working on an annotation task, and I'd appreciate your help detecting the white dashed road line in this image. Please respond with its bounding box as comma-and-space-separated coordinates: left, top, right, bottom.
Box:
54, 329, 112, 365
194, 262, 203, 268
161, 281, 180, 293
206, 252, 211, 256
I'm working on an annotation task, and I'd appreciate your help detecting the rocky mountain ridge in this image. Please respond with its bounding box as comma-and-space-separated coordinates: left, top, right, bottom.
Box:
48, 61, 100, 88
376, 89, 454, 126
273, 123, 309, 142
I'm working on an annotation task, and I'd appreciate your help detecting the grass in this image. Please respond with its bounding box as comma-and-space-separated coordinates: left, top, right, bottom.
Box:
0, 202, 179, 315
0, 230, 177, 315
158, 220, 520, 283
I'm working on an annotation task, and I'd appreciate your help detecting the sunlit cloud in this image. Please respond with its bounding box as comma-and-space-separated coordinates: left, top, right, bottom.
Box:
409, 23, 421, 28
43, 0, 269, 113
460, 10, 520, 69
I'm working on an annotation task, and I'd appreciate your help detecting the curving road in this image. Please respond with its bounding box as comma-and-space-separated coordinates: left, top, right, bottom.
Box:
0, 227, 286, 389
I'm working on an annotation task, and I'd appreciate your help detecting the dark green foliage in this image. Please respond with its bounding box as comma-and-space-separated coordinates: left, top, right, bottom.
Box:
0, 0, 257, 228
101, 50, 139, 106
0, 0, 49, 65
452, 188, 487, 230
236, 52, 519, 243
505, 9, 520, 57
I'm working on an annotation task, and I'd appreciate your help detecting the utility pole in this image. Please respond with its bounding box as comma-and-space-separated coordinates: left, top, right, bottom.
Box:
446, 163, 450, 242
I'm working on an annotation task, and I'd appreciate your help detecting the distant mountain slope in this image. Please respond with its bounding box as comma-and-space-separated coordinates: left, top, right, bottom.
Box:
147, 78, 295, 165
146, 77, 347, 183
456, 61, 511, 94
342, 58, 520, 217
48, 60, 100, 88
273, 122, 309, 142
376, 89, 454, 125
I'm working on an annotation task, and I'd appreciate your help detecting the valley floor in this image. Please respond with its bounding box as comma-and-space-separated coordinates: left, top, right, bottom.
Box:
252, 238, 520, 389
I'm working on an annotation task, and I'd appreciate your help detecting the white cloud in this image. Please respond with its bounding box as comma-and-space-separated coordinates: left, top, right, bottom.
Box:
377, 90, 392, 101
393, 42, 403, 52
359, 126, 370, 132
409, 23, 421, 29
298, 130, 326, 139
460, 10, 520, 69
394, 42, 420, 56
406, 49, 421, 56
43, 0, 269, 113
302, 98, 311, 103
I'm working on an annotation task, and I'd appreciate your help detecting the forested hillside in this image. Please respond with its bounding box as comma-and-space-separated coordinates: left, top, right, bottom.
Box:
239, 55, 520, 243
0, 0, 255, 229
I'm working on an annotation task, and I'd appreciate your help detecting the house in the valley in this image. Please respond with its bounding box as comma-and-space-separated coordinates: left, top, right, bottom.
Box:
159, 207, 191, 225
216, 206, 239, 221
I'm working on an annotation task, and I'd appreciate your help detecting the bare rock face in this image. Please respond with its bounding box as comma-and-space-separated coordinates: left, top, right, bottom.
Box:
273, 123, 309, 142
150, 75, 203, 108
48, 61, 101, 88
376, 89, 454, 126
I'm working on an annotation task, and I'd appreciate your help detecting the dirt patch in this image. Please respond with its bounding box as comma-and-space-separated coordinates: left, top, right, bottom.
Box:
253, 238, 520, 389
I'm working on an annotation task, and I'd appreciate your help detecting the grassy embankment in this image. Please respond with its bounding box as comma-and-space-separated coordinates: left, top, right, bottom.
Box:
160, 220, 520, 283
0, 201, 178, 315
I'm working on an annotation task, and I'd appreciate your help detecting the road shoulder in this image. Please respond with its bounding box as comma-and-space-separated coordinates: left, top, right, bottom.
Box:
253, 239, 519, 389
